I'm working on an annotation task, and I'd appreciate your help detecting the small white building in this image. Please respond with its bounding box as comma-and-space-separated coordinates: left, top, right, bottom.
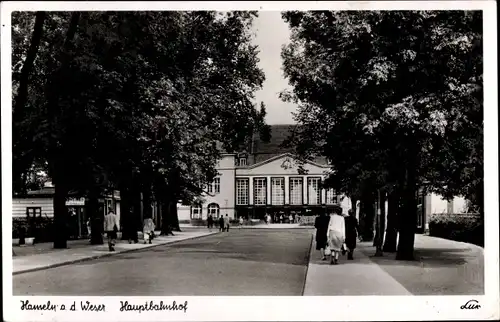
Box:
12, 182, 121, 239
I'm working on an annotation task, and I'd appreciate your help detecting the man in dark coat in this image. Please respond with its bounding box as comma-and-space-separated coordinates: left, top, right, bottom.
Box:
207, 215, 213, 230
344, 209, 359, 260
218, 215, 224, 232
314, 212, 330, 260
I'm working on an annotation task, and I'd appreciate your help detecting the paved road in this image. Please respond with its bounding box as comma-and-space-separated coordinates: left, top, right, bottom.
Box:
13, 229, 313, 296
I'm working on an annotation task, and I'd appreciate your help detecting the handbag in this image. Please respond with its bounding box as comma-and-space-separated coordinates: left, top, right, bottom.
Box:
341, 243, 347, 255
324, 246, 332, 256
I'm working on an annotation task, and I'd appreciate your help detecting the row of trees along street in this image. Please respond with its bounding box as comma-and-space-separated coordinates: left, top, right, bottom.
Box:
280, 11, 483, 260
13, 11, 271, 248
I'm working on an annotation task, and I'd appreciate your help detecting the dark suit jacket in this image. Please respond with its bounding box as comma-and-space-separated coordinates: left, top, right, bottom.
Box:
344, 216, 359, 249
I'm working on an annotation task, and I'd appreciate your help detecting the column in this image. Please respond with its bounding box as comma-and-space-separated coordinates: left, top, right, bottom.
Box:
303, 176, 308, 205
266, 176, 271, 205
248, 177, 254, 206
284, 176, 290, 204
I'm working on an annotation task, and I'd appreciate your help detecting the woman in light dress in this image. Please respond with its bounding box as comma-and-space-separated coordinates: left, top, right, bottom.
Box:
143, 218, 155, 244
327, 207, 346, 265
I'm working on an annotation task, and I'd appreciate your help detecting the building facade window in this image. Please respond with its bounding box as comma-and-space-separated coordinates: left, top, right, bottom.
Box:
289, 177, 303, 205
307, 177, 321, 205
214, 178, 220, 194
253, 177, 267, 205
26, 207, 42, 218
325, 189, 339, 205
236, 178, 249, 205
238, 158, 247, 166
207, 203, 220, 218
271, 177, 285, 205
208, 178, 221, 194
190, 204, 202, 219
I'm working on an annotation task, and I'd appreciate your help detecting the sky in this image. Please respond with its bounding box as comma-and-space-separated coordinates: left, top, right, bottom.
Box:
251, 11, 296, 125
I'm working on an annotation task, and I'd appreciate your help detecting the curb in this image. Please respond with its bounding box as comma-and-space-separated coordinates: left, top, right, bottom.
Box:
301, 233, 314, 296
180, 226, 313, 230
13, 232, 218, 276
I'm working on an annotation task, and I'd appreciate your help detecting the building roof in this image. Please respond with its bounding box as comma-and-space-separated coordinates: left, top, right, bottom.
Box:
26, 186, 80, 197
19, 186, 119, 200
249, 124, 328, 165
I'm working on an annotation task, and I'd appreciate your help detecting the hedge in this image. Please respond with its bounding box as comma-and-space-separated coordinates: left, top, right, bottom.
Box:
13, 217, 54, 243
298, 216, 315, 226
428, 213, 483, 247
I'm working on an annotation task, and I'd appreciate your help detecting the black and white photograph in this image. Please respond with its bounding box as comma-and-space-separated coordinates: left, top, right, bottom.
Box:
2, 1, 498, 321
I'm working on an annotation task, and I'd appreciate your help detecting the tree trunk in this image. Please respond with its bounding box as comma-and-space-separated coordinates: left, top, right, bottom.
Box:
380, 192, 386, 246
13, 12, 46, 197
131, 190, 142, 239
169, 201, 181, 232
374, 191, 387, 255
14, 12, 46, 115
374, 191, 386, 256
160, 198, 175, 236
119, 183, 132, 240
49, 12, 82, 249
396, 159, 418, 260
143, 184, 152, 219
53, 181, 69, 249
360, 196, 375, 242
89, 188, 103, 245
351, 198, 358, 216
383, 191, 399, 252
160, 198, 169, 235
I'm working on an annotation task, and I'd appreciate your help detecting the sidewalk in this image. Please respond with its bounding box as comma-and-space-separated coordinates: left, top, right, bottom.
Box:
303, 233, 412, 295
357, 234, 484, 295
13, 230, 217, 275
303, 232, 484, 296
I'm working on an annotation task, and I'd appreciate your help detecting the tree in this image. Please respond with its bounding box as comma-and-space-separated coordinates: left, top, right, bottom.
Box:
281, 11, 483, 260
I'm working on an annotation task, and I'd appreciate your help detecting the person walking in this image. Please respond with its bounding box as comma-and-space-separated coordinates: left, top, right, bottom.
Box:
224, 214, 230, 232
86, 218, 92, 243
104, 209, 118, 252
314, 212, 330, 260
327, 207, 346, 265
219, 215, 224, 232
207, 214, 214, 231
143, 217, 155, 244
345, 209, 359, 260
239, 216, 244, 229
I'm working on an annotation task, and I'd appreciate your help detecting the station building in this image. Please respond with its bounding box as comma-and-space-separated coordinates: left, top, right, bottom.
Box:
178, 125, 355, 223
177, 124, 468, 232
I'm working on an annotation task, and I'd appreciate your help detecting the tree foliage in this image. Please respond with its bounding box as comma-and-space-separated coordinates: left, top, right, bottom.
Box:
12, 11, 269, 247
281, 11, 483, 259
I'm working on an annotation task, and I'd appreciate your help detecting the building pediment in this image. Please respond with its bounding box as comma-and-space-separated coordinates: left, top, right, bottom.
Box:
236, 153, 329, 176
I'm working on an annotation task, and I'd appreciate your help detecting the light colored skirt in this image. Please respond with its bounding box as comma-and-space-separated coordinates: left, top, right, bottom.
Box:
328, 230, 344, 252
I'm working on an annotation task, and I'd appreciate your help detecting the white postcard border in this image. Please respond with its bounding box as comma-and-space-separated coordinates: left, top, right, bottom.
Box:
2, 1, 498, 321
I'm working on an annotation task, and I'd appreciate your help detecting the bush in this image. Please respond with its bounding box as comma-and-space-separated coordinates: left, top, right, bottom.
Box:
429, 213, 483, 247
12, 216, 54, 243
298, 216, 315, 226
190, 219, 207, 227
